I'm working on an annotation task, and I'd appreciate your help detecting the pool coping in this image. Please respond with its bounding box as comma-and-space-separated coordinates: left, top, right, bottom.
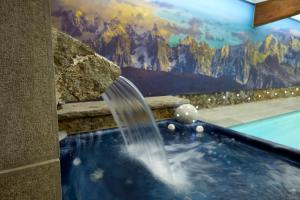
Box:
57, 96, 189, 134
199, 96, 300, 128
230, 108, 300, 128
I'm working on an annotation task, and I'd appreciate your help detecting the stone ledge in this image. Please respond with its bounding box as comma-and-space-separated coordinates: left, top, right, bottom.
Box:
58, 96, 189, 134
179, 86, 300, 109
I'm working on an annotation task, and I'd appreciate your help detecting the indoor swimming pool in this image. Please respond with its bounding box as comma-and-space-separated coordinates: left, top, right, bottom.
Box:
231, 110, 300, 150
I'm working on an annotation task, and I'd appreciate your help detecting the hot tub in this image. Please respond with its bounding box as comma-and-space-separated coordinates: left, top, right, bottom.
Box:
60, 120, 300, 200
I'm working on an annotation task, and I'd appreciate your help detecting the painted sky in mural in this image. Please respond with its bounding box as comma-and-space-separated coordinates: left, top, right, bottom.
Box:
52, 0, 300, 96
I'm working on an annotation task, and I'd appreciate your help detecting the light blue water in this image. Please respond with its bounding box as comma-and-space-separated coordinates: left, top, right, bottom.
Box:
231, 110, 300, 150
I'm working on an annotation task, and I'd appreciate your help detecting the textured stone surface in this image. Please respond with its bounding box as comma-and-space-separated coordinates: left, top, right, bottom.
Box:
0, 160, 61, 200
179, 86, 300, 109
174, 104, 199, 124
52, 28, 121, 103
58, 96, 189, 134
0, 0, 59, 170
0, 0, 60, 199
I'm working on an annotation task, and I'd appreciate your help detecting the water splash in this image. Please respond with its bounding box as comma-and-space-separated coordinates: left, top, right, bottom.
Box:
102, 76, 186, 188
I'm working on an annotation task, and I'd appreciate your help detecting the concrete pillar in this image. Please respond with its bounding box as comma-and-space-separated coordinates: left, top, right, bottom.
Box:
0, 0, 61, 199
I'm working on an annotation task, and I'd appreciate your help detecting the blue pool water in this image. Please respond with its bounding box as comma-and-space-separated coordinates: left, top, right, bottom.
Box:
60, 120, 300, 200
231, 110, 300, 150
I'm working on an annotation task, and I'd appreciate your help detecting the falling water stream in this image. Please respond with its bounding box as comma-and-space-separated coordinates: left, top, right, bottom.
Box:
102, 76, 178, 187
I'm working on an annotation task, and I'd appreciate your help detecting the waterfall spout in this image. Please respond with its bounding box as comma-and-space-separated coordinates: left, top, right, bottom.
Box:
102, 76, 175, 186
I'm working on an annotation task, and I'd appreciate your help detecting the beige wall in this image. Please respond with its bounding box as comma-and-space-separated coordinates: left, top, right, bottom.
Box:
0, 0, 61, 199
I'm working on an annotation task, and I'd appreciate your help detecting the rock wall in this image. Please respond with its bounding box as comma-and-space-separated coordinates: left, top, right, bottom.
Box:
52, 28, 121, 104
179, 86, 300, 109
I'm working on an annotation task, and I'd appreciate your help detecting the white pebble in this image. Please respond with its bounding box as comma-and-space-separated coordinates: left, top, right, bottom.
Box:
196, 125, 204, 133
168, 123, 176, 131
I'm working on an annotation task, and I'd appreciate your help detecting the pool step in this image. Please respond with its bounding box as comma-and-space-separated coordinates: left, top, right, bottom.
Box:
57, 96, 189, 134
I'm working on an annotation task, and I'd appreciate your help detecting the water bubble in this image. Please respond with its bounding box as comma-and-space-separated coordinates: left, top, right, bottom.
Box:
125, 179, 133, 185
73, 158, 81, 166
289, 188, 297, 193
196, 133, 202, 138
89, 168, 104, 182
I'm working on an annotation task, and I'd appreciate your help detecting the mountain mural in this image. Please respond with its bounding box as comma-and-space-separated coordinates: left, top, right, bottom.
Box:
51, 0, 300, 96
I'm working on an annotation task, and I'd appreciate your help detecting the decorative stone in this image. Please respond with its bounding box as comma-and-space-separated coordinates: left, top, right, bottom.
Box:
52, 28, 121, 104
167, 123, 176, 131
196, 125, 204, 133
175, 104, 199, 124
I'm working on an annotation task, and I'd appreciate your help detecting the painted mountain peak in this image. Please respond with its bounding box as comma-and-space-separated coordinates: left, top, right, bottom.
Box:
51, 0, 300, 96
